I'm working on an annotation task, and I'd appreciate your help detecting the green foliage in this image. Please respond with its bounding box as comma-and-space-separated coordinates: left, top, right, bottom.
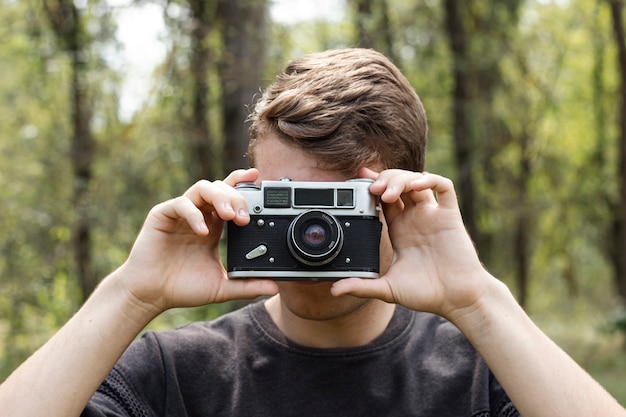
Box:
606, 305, 626, 335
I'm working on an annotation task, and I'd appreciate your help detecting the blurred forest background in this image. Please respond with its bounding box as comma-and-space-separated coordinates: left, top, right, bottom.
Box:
1, 0, 626, 402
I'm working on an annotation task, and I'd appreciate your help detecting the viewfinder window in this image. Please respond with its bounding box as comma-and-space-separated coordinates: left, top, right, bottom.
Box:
294, 188, 334, 206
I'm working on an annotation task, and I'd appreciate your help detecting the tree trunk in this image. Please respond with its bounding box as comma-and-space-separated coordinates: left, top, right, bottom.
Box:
43, 0, 96, 301
353, 0, 374, 49
443, 0, 480, 246
515, 137, 531, 307
609, 0, 626, 301
445, 0, 529, 304
70, 46, 96, 302
218, 0, 267, 176
351, 0, 396, 62
188, 0, 216, 181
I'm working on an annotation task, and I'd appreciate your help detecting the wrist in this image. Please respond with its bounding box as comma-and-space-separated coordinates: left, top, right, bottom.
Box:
444, 274, 519, 346
99, 265, 165, 329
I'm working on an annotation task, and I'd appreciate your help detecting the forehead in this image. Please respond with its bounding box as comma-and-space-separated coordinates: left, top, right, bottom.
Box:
252, 134, 347, 182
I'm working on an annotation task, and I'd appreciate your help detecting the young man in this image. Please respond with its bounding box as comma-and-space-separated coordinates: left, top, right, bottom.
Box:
1, 48, 624, 417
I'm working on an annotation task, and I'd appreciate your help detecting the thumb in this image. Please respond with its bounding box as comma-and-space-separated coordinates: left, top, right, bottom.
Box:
330, 277, 394, 302
218, 278, 279, 303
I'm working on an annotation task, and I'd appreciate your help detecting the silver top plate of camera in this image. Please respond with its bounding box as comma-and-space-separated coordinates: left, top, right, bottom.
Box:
235, 178, 379, 217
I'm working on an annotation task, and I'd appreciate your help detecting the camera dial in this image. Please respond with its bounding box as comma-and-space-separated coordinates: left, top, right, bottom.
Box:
234, 182, 260, 190
287, 210, 343, 266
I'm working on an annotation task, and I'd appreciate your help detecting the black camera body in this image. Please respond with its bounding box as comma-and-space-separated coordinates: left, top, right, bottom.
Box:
227, 178, 382, 281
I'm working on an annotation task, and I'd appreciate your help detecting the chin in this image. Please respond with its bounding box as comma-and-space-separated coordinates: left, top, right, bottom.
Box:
276, 281, 371, 321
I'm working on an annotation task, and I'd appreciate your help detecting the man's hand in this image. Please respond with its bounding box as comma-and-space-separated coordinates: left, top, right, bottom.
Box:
331, 168, 490, 322
118, 168, 279, 317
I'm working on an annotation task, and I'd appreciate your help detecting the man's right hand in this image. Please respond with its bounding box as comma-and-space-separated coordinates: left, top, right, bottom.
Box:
116, 168, 279, 319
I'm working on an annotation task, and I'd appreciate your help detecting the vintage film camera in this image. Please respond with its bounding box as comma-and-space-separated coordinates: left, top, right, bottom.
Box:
227, 178, 382, 280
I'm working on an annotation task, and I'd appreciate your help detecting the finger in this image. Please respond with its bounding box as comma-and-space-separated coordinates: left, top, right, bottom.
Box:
183, 180, 249, 225
151, 196, 209, 236
380, 198, 404, 227
330, 277, 394, 303
217, 278, 279, 302
367, 169, 403, 196
368, 170, 422, 226
386, 172, 436, 205
367, 168, 420, 197
369, 170, 430, 204
223, 168, 259, 187
357, 167, 381, 181
410, 174, 458, 209
205, 180, 251, 225
184, 168, 258, 205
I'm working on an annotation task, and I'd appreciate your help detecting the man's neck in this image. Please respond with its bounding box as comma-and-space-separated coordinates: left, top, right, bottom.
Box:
264, 295, 396, 348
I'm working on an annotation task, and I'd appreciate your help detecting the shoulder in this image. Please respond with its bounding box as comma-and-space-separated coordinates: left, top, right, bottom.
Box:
102, 304, 257, 398
403, 307, 475, 350
402, 309, 518, 416
109, 302, 261, 379
137, 302, 259, 357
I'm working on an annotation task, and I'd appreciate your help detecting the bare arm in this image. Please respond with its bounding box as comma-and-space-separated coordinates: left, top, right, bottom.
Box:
0, 270, 155, 417
0, 169, 278, 417
333, 168, 626, 417
453, 275, 625, 417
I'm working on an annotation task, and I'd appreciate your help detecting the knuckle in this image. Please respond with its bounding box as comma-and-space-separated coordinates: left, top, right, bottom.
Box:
441, 177, 454, 189
193, 178, 213, 188
184, 179, 211, 197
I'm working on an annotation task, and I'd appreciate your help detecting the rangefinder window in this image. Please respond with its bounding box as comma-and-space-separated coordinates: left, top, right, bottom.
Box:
264, 188, 291, 208
294, 188, 334, 207
337, 189, 354, 207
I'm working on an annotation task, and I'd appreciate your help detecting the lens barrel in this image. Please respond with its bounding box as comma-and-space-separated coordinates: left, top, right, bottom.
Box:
287, 210, 343, 266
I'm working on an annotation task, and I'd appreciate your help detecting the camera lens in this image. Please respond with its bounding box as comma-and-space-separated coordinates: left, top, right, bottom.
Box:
304, 224, 327, 247
288, 210, 343, 266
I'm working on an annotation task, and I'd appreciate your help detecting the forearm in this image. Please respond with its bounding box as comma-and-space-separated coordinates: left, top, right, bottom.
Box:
0, 267, 158, 417
452, 276, 626, 417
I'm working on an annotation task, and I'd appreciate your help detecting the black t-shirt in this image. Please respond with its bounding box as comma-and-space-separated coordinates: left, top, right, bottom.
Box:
82, 302, 519, 417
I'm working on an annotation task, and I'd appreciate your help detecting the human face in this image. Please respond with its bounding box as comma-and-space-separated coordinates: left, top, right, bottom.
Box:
252, 134, 394, 321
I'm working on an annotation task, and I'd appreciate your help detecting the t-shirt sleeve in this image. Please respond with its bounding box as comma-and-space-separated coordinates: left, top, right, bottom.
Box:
82, 332, 166, 417
490, 374, 521, 417
81, 368, 150, 417
493, 393, 520, 417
